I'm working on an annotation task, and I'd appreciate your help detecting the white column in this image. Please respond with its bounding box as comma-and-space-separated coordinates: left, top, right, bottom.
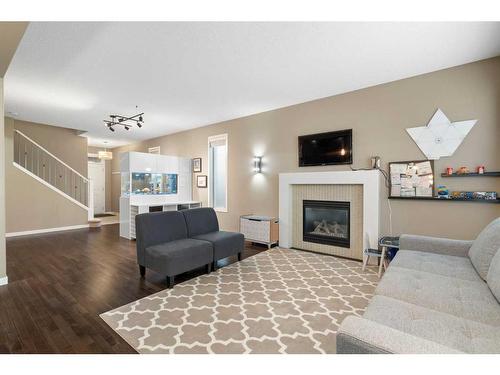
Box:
0, 78, 7, 285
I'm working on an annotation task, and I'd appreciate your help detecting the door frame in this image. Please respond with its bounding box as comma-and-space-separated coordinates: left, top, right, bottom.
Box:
88, 157, 106, 215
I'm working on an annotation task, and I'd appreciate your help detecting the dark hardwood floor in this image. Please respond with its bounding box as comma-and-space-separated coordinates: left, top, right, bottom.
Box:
0, 224, 266, 353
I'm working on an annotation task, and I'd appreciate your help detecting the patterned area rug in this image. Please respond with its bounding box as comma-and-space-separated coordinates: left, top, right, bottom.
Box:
101, 248, 379, 353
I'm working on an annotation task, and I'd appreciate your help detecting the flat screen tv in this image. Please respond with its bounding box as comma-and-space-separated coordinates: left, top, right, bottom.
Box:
298, 129, 352, 166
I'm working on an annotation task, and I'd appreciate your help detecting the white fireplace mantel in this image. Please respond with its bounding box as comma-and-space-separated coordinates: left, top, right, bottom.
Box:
278, 170, 380, 252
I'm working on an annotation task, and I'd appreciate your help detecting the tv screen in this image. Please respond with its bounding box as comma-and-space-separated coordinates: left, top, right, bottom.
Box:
298, 129, 352, 166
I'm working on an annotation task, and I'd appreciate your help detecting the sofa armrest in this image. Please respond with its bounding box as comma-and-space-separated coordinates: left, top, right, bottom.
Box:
336, 316, 463, 354
399, 234, 473, 257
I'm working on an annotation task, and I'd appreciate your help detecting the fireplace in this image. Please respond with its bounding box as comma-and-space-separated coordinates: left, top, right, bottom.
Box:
302, 200, 350, 248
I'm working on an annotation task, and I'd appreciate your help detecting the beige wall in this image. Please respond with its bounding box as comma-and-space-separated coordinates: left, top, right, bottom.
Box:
111, 57, 500, 240
0, 22, 28, 77
88, 146, 113, 212
0, 79, 5, 279
0, 22, 28, 281
4, 118, 89, 233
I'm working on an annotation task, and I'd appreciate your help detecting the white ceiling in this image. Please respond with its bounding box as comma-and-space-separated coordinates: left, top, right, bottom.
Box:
5, 22, 500, 148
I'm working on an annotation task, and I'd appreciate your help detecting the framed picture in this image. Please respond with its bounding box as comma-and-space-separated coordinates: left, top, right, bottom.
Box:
192, 158, 202, 173
388, 159, 435, 198
197, 175, 208, 188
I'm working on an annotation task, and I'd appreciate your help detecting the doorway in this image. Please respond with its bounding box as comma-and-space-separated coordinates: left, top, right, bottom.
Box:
88, 160, 106, 215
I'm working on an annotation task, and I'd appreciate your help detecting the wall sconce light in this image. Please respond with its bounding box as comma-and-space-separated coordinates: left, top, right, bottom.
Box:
253, 156, 262, 173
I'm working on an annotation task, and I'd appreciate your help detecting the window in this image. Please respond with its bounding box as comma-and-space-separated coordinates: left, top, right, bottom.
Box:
208, 134, 228, 212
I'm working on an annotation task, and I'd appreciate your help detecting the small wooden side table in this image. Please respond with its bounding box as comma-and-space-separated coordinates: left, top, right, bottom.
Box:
363, 236, 399, 278
377, 236, 400, 278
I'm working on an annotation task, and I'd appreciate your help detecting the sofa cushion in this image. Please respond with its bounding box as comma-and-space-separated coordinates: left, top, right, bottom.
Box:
487, 249, 500, 303
145, 238, 213, 276
182, 207, 219, 237
376, 266, 500, 326
193, 231, 244, 261
363, 295, 500, 353
468, 217, 500, 280
391, 250, 481, 282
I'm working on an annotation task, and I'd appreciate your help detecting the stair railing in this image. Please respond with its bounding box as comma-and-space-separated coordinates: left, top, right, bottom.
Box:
13, 129, 93, 219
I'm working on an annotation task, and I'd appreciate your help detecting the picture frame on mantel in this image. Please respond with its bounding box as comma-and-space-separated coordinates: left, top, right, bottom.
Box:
192, 158, 202, 173
197, 175, 208, 188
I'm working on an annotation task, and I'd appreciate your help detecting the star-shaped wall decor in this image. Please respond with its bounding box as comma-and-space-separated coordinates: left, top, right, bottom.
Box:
406, 108, 477, 160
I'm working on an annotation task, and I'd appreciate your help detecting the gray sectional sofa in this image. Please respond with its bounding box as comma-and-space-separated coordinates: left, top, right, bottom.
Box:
337, 217, 500, 354
135, 208, 244, 287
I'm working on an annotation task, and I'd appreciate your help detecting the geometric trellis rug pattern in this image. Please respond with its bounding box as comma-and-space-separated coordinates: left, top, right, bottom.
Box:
100, 248, 379, 354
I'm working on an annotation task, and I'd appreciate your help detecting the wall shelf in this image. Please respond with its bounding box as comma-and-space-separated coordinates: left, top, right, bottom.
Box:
389, 196, 500, 204
440, 171, 500, 177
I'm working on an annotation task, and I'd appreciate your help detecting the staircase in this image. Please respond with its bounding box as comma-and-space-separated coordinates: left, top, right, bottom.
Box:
13, 129, 94, 221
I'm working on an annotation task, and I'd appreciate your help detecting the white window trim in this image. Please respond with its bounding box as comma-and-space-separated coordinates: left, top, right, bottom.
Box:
207, 133, 228, 213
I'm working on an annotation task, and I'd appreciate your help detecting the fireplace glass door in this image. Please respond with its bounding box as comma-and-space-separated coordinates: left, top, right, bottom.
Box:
302, 200, 350, 248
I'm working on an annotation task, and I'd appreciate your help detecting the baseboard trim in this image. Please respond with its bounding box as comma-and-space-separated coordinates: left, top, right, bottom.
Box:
6, 224, 90, 238
0, 276, 8, 286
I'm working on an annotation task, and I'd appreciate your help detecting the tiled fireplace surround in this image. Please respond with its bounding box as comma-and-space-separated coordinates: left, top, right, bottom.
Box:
279, 171, 380, 261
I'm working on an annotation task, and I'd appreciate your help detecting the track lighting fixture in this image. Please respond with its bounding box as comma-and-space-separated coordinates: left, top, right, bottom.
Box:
103, 112, 144, 132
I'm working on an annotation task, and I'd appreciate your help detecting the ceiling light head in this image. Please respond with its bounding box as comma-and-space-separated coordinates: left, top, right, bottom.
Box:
137, 123, 142, 128
109, 126, 115, 132
125, 126, 130, 130
138, 115, 143, 122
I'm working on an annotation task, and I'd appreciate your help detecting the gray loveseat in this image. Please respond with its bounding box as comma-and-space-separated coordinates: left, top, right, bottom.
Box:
337, 217, 500, 354
135, 208, 244, 287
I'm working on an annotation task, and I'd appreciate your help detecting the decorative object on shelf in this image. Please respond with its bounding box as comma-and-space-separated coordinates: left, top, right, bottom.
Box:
457, 166, 470, 175
192, 158, 202, 173
148, 146, 161, 155
451, 191, 497, 200
253, 156, 262, 173
437, 185, 449, 199
240, 215, 279, 249
104, 110, 144, 132
445, 167, 453, 175
477, 165, 485, 174
196, 175, 207, 188
370, 156, 381, 169
441, 170, 500, 177
389, 196, 499, 203
389, 160, 434, 198
406, 108, 477, 160
98, 141, 113, 160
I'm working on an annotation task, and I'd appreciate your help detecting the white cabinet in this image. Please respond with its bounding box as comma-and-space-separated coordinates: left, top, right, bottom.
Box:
119, 151, 198, 239
128, 152, 157, 172
240, 215, 279, 248
156, 155, 178, 173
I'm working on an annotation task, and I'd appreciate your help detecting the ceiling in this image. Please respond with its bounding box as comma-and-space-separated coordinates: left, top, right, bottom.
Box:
5, 22, 500, 148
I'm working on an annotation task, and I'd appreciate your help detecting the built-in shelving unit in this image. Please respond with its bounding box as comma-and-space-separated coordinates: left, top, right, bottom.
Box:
440, 171, 500, 178
389, 196, 500, 204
